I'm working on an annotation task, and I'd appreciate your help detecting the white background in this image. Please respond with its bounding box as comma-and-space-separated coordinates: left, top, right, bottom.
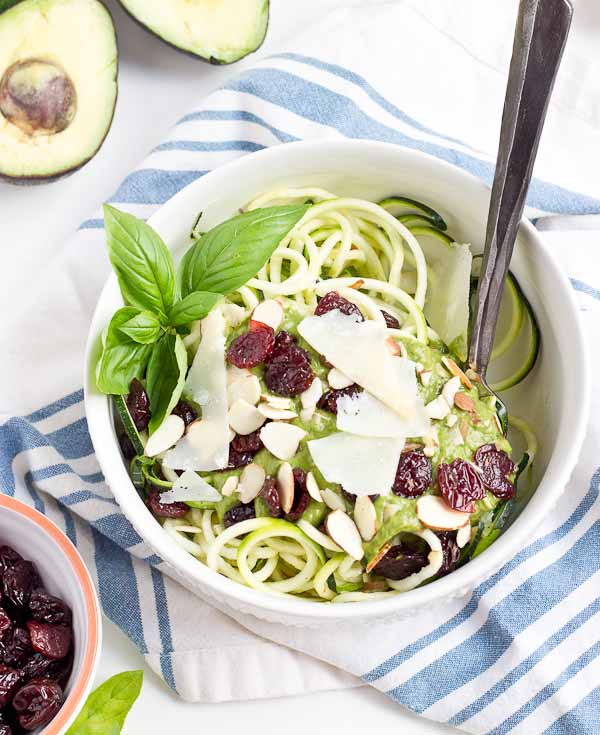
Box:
1, 1, 598, 732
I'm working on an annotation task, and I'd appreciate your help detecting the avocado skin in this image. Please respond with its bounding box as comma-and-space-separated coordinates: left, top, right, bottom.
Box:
0, 0, 23, 13
117, 0, 270, 65
0, 0, 119, 184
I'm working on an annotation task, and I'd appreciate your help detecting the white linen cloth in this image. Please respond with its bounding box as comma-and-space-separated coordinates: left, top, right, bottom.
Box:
1, 2, 600, 732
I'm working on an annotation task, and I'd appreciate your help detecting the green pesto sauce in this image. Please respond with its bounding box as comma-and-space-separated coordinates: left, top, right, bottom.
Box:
193, 298, 510, 555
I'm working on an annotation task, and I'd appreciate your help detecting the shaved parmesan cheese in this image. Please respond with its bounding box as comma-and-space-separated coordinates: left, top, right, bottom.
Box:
160, 470, 222, 504
163, 309, 229, 471
307, 432, 404, 496
337, 390, 429, 439
298, 310, 420, 419
424, 243, 472, 360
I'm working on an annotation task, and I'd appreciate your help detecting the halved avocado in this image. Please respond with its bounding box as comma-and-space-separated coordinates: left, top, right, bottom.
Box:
0, 0, 118, 182
119, 0, 269, 64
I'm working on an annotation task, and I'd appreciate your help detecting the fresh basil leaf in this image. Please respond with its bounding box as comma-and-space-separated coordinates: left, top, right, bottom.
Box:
119, 310, 163, 344
65, 670, 143, 735
97, 308, 152, 395
179, 204, 309, 297
168, 291, 222, 327
146, 332, 187, 433
104, 205, 176, 321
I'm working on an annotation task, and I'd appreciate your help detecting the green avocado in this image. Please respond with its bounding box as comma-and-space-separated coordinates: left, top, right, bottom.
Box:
0, 0, 118, 182
119, 0, 269, 65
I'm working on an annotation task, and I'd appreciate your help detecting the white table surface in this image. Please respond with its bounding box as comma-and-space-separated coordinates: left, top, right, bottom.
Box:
1, 1, 597, 732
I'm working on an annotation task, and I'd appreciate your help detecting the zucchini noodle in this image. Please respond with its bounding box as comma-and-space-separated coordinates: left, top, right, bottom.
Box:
243, 188, 430, 342
139, 186, 539, 603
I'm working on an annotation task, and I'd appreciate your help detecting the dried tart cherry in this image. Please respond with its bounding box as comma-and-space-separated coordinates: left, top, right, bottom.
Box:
227, 323, 275, 368
315, 291, 363, 320
437, 459, 485, 513
13, 679, 63, 731
393, 450, 432, 498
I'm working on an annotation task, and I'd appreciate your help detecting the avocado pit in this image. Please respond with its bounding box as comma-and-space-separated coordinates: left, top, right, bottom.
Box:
0, 58, 77, 136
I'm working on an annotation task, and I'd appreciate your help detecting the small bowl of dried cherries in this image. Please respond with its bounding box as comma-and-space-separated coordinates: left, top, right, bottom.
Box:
0, 496, 101, 735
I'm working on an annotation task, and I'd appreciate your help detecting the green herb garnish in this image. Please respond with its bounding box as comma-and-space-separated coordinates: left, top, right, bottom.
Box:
66, 670, 143, 735
97, 203, 307, 432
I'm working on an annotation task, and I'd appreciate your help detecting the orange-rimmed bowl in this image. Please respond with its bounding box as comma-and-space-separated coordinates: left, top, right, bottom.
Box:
0, 495, 102, 734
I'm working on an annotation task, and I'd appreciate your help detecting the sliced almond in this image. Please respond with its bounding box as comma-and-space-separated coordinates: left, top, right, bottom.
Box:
492, 412, 503, 434
441, 356, 473, 389
456, 523, 472, 548
324, 510, 364, 561
221, 476, 239, 497
306, 471, 322, 502
354, 496, 377, 541
259, 422, 306, 460
238, 463, 266, 503
459, 418, 470, 441
423, 425, 439, 457
145, 415, 185, 457
185, 420, 204, 448
446, 413, 458, 428
251, 299, 284, 331
425, 396, 450, 420
385, 336, 401, 356
257, 403, 298, 420
261, 394, 293, 409
349, 279, 364, 289
227, 365, 252, 385
228, 398, 266, 435
448, 425, 464, 446
300, 406, 316, 423
454, 392, 476, 413
222, 303, 246, 327
466, 368, 481, 384
442, 376, 461, 407
366, 543, 392, 573
300, 377, 323, 409
228, 374, 261, 407
327, 367, 354, 390
276, 462, 294, 513
320, 487, 346, 511
419, 370, 433, 387
416, 495, 471, 531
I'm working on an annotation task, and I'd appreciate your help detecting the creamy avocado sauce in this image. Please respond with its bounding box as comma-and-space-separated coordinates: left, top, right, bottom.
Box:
196, 299, 510, 552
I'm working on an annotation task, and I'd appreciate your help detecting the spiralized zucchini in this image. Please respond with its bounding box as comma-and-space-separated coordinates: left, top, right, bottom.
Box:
152, 187, 538, 602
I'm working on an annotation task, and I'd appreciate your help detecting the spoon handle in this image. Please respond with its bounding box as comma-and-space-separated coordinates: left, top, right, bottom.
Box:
468, 0, 572, 375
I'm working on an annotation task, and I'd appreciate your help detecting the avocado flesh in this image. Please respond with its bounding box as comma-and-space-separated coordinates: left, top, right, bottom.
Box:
0, 0, 117, 180
119, 0, 269, 64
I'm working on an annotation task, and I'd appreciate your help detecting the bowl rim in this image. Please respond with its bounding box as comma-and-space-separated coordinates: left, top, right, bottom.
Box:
0, 495, 102, 732
84, 139, 590, 621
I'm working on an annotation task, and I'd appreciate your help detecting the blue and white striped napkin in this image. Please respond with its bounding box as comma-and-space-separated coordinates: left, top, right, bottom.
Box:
2, 1, 600, 731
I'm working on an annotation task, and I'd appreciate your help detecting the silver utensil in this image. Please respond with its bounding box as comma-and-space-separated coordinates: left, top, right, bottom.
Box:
468, 0, 572, 427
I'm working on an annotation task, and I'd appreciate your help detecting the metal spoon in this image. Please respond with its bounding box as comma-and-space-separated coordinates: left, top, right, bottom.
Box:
468, 0, 572, 426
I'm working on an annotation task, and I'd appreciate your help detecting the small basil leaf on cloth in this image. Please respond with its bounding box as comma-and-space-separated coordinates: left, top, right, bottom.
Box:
168, 291, 222, 327
97, 308, 152, 395
119, 310, 163, 344
146, 332, 187, 433
104, 204, 176, 321
66, 670, 143, 735
179, 204, 308, 297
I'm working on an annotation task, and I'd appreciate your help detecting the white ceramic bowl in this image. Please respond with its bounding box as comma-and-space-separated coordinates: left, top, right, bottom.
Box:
0, 495, 101, 732
84, 140, 589, 627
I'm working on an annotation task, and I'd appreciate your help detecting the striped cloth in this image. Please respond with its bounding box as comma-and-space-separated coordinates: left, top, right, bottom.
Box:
1, 1, 600, 731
